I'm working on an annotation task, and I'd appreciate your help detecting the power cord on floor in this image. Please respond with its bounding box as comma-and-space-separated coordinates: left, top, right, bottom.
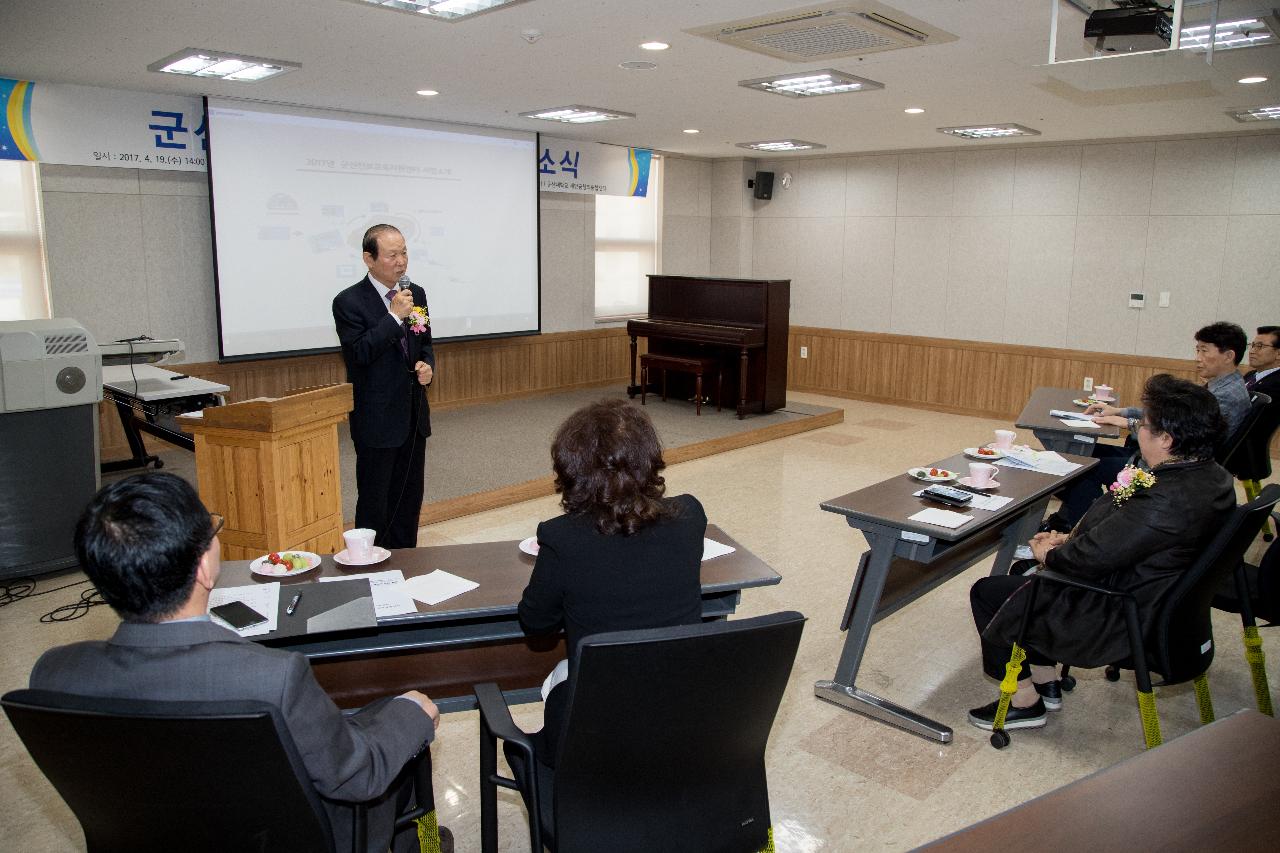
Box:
0, 576, 106, 622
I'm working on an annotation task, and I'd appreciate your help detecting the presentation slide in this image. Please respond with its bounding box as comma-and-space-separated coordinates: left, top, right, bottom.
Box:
205, 98, 539, 358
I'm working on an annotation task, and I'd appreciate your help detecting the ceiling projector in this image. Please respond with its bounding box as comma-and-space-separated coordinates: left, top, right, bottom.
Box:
1084, 5, 1173, 53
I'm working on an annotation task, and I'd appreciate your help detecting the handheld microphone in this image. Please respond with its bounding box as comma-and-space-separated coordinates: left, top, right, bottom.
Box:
397, 275, 411, 292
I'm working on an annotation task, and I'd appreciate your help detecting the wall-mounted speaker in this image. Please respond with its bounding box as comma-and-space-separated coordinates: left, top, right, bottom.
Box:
753, 171, 774, 200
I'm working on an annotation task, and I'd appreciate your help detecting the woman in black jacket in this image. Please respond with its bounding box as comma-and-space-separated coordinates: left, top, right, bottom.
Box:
518, 398, 707, 760
968, 374, 1236, 731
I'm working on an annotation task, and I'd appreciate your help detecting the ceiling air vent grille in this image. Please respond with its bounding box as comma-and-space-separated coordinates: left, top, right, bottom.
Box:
688, 3, 955, 62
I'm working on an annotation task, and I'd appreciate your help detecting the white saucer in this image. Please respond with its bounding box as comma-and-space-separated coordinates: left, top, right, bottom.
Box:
963, 447, 1006, 460
519, 536, 540, 557
958, 476, 1000, 490
250, 551, 321, 577
907, 466, 958, 483
333, 546, 391, 567
1093, 395, 1115, 403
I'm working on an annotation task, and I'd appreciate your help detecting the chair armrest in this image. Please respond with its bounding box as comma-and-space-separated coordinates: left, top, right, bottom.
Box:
1035, 569, 1135, 600
473, 682, 533, 752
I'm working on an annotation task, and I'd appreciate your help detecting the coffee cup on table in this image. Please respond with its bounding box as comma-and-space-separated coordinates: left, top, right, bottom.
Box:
968, 462, 998, 488
343, 528, 376, 560
1095, 384, 1113, 400
993, 429, 1016, 450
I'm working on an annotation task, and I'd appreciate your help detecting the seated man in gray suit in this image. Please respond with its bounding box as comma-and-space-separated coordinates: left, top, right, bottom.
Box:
30, 472, 447, 853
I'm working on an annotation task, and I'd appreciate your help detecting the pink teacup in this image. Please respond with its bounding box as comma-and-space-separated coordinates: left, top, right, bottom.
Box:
993, 429, 1016, 450
968, 462, 998, 487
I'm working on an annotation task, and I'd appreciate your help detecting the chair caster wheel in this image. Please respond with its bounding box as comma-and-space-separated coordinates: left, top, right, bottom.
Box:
990, 730, 1011, 749
1105, 666, 1120, 682
1060, 675, 1076, 692
154, 459, 164, 469
1265, 533, 1274, 543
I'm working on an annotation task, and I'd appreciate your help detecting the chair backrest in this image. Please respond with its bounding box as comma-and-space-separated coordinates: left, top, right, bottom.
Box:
1151, 484, 1280, 683
1219, 392, 1271, 474
1227, 392, 1277, 481
1, 690, 335, 853
550, 611, 805, 853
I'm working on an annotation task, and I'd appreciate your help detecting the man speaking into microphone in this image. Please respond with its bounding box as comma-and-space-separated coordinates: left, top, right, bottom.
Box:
332, 224, 434, 549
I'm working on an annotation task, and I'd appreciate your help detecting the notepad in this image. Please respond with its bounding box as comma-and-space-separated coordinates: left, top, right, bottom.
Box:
403, 570, 479, 606
319, 570, 417, 617
908, 508, 973, 529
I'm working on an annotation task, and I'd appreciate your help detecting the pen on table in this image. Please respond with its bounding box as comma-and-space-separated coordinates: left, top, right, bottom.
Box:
169, 374, 190, 380
286, 593, 302, 616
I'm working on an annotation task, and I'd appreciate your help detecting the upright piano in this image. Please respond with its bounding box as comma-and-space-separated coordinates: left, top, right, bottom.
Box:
627, 275, 790, 418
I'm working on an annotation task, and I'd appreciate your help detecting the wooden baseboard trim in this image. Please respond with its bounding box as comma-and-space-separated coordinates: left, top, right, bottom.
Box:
789, 384, 1015, 421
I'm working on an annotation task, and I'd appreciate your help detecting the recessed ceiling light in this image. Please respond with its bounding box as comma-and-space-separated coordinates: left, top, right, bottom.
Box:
735, 139, 826, 152
519, 105, 636, 124
740, 69, 884, 99
683, 128, 700, 134
937, 123, 1040, 139
1227, 104, 1280, 123
640, 41, 669, 50
619, 61, 658, 70
350, 0, 533, 21
147, 49, 299, 82
904, 107, 925, 114
416, 89, 440, 96
1239, 76, 1269, 84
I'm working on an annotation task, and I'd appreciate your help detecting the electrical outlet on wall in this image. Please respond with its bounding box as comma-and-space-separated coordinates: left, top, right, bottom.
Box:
800, 346, 809, 359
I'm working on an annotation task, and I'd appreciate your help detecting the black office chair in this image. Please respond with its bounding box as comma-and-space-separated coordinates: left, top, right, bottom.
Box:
1216, 392, 1269, 471
1213, 505, 1280, 718
987, 485, 1280, 749
475, 611, 805, 853
1222, 392, 1277, 542
1, 690, 439, 853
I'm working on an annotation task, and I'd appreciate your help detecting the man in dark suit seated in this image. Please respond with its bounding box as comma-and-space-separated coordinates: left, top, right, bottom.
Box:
30, 473, 448, 853
1245, 324, 1280, 401
332, 224, 435, 550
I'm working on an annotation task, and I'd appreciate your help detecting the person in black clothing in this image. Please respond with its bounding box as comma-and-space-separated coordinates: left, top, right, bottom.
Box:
968, 374, 1236, 731
518, 399, 707, 761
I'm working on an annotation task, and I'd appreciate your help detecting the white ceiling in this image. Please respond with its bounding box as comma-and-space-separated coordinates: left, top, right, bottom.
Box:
2, 0, 1277, 157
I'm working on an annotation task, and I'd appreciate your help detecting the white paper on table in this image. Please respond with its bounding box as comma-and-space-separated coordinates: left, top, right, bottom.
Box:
402, 570, 479, 607
702, 538, 736, 561
209, 582, 280, 637
908, 508, 973, 529
999, 446, 1082, 476
319, 570, 417, 617
1048, 409, 1095, 421
1058, 417, 1100, 429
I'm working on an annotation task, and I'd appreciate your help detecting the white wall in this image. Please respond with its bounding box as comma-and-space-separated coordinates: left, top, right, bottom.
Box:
741, 133, 1280, 359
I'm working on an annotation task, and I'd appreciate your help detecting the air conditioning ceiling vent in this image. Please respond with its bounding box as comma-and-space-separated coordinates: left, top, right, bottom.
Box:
687, 2, 956, 62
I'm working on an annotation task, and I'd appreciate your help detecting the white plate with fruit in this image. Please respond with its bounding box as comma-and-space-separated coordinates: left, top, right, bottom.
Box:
964, 446, 1006, 461
907, 466, 957, 483
251, 551, 321, 577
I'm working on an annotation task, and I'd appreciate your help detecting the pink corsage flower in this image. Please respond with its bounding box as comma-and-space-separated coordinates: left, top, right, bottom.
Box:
408, 306, 430, 334
1103, 464, 1155, 506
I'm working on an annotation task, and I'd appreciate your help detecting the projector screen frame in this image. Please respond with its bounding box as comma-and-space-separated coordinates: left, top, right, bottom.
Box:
202, 96, 543, 364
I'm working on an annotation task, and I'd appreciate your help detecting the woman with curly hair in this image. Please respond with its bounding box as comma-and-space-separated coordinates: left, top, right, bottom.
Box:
518, 398, 707, 759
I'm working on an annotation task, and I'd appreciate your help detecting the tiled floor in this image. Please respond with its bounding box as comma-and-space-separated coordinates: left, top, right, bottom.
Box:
3, 391, 1276, 852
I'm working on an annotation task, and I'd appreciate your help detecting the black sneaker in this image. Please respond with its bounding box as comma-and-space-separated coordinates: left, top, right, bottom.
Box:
967, 697, 1047, 731
1034, 680, 1063, 711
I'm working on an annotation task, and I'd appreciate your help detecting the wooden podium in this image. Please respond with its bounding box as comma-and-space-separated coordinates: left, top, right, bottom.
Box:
177, 384, 353, 561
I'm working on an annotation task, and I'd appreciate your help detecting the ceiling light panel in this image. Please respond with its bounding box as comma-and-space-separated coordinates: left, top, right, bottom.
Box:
1180, 17, 1277, 51
350, 0, 533, 21
739, 69, 884, 98
735, 139, 827, 152
937, 123, 1040, 139
519, 105, 635, 123
148, 49, 298, 82
1228, 105, 1280, 123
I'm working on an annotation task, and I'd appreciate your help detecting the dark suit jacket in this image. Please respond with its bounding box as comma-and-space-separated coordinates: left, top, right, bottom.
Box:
332, 276, 434, 449
518, 494, 707, 657
30, 620, 433, 852
1241, 369, 1280, 479
983, 458, 1235, 668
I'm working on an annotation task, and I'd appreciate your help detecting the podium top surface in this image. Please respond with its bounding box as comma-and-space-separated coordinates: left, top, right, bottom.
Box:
179, 383, 353, 433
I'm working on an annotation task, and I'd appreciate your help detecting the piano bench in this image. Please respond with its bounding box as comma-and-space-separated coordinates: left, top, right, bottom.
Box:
639, 354, 722, 416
